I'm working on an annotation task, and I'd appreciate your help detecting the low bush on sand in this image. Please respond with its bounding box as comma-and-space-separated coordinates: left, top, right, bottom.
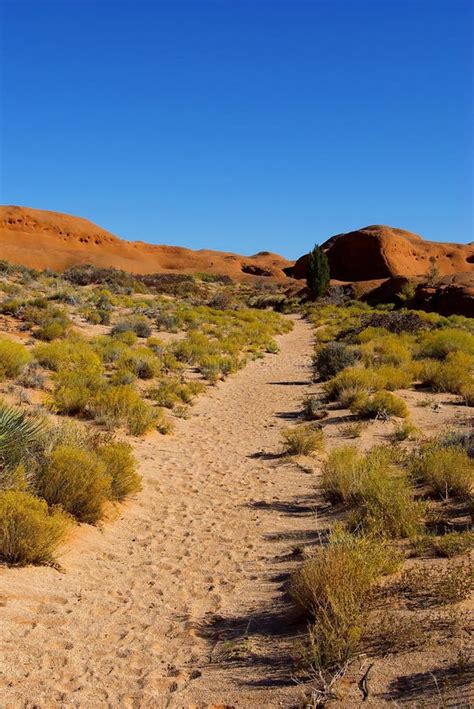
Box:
290, 529, 400, 670
312, 342, 358, 381
111, 315, 152, 338
37, 445, 111, 523
409, 443, 473, 499
90, 385, 165, 435
418, 328, 474, 360
322, 445, 423, 538
97, 441, 141, 501
0, 489, 70, 565
350, 390, 409, 419
0, 338, 31, 378
282, 424, 324, 455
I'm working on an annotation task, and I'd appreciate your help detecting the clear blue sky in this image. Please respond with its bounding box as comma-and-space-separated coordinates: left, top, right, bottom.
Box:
1, 0, 472, 258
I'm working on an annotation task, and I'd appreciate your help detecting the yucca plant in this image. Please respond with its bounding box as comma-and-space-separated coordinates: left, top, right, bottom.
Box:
0, 403, 45, 482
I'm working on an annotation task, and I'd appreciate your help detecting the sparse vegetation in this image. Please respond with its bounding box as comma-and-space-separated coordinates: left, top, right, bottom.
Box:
282, 424, 324, 455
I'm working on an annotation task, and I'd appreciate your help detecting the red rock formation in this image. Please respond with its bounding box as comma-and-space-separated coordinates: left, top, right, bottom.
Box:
293, 225, 473, 281
0, 205, 292, 281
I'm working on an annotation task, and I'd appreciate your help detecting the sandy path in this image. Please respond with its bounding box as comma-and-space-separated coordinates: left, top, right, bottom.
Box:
1, 316, 315, 708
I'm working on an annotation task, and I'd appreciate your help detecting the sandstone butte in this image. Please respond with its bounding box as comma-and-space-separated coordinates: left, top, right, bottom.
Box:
0, 206, 472, 315
0, 205, 292, 281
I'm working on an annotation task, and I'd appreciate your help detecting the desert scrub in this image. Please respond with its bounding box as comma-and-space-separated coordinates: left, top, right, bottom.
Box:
148, 379, 204, 408
0, 338, 31, 378
97, 441, 141, 500
290, 529, 400, 670
350, 390, 409, 419
417, 352, 473, 394
324, 366, 385, 402
415, 531, 474, 559
418, 328, 474, 360
312, 342, 358, 381
399, 562, 472, 606
37, 445, 111, 523
111, 315, 152, 338
0, 489, 70, 565
322, 445, 423, 537
392, 418, 418, 441
116, 346, 161, 379
410, 443, 473, 499
358, 334, 413, 367
90, 385, 170, 435
282, 423, 324, 455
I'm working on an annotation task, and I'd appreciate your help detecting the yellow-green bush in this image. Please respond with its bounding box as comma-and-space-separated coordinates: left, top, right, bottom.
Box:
417, 352, 473, 394
0, 338, 31, 378
90, 385, 163, 435
97, 441, 141, 500
0, 489, 70, 565
321, 445, 361, 504
290, 529, 400, 669
324, 366, 384, 401
350, 390, 409, 419
282, 424, 324, 455
116, 346, 161, 379
418, 328, 474, 360
148, 378, 204, 408
410, 443, 473, 499
37, 445, 110, 523
322, 445, 423, 537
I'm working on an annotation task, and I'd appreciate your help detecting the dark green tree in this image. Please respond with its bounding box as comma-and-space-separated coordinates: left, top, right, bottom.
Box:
306, 245, 330, 299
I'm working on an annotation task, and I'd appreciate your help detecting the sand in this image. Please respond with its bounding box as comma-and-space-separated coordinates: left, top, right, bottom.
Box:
0, 316, 316, 708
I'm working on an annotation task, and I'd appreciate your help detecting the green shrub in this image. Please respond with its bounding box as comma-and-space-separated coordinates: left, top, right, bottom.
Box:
90, 385, 162, 435
0, 338, 32, 378
410, 444, 473, 499
0, 403, 45, 473
321, 445, 361, 504
282, 424, 324, 455
459, 380, 474, 406
37, 445, 110, 523
417, 353, 473, 394
116, 346, 161, 379
111, 316, 152, 338
324, 366, 384, 401
0, 490, 70, 565
97, 441, 141, 500
351, 390, 409, 419
322, 445, 423, 538
418, 329, 474, 359
417, 531, 474, 558
392, 419, 418, 441
312, 342, 358, 381
290, 529, 400, 670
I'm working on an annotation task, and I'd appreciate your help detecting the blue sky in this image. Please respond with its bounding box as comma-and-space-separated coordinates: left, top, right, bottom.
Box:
1, 0, 472, 258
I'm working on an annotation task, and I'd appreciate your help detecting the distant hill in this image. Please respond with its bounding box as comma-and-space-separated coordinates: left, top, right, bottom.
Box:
292, 224, 474, 281
0, 206, 292, 281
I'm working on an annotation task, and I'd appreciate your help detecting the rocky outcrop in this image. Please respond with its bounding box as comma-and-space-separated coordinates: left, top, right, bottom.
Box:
293, 225, 473, 282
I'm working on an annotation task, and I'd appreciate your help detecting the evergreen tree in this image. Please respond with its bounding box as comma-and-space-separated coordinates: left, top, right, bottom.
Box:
306, 245, 330, 298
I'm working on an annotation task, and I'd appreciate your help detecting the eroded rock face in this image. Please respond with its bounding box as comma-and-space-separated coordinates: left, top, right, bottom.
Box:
294, 225, 473, 282
0, 205, 292, 282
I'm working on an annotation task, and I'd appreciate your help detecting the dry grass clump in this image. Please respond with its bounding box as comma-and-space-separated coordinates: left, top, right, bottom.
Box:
148, 378, 204, 408
392, 419, 418, 441
417, 352, 473, 394
290, 529, 400, 670
0, 338, 32, 378
96, 441, 141, 500
415, 531, 474, 559
351, 390, 409, 419
111, 315, 152, 338
90, 385, 167, 435
418, 328, 474, 360
410, 443, 473, 499
0, 489, 70, 565
400, 562, 472, 606
282, 424, 324, 455
322, 445, 423, 538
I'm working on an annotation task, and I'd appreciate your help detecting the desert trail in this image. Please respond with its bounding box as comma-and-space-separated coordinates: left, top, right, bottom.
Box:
1, 316, 314, 708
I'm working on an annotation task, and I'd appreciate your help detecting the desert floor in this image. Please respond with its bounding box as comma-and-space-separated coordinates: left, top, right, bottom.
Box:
1, 316, 318, 708
1, 315, 472, 709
